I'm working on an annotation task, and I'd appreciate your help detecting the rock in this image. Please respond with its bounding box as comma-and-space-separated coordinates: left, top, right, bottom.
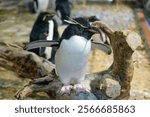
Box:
124, 30, 142, 51
73, 92, 97, 100
99, 76, 121, 99
56, 91, 97, 100
144, 92, 150, 99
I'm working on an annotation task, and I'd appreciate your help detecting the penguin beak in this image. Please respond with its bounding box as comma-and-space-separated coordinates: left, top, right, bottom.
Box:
88, 26, 100, 34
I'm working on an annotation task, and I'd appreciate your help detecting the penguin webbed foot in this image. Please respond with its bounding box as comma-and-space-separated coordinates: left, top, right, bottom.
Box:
60, 85, 73, 95
59, 84, 88, 95
73, 84, 88, 94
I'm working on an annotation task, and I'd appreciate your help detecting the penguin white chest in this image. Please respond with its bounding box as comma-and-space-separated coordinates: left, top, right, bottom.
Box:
44, 20, 54, 59
55, 35, 91, 85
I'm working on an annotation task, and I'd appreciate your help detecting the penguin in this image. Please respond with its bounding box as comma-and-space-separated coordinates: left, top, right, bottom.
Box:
55, 0, 71, 24
55, 17, 99, 94
29, 12, 59, 64
28, 0, 49, 13
25, 17, 112, 94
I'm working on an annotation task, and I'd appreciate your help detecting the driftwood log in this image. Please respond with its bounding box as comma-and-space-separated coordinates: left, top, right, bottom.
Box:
0, 42, 54, 79
0, 21, 141, 100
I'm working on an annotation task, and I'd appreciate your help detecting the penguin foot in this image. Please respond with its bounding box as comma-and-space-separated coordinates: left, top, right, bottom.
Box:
60, 85, 73, 95
73, 84, 88, 94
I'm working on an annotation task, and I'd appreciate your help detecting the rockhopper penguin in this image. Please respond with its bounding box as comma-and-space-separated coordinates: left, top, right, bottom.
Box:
55, 17, 99, 94
29, 12, 59, 64
25, 17, 111, 94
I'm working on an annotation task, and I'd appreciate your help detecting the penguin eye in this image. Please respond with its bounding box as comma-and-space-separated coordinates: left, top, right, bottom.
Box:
43, 15, 51, 21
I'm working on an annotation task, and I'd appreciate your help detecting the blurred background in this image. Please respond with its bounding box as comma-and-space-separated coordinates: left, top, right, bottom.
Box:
0, 0, 150, 100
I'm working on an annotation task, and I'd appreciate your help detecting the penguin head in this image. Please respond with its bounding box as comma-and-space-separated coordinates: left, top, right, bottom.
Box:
36, 12, 56, 23
62, 17, 99, 40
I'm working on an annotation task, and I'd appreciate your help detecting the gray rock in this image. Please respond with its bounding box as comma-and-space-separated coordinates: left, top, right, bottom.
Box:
144, 92, 150, 99
99, 77, 121, 99
73, 92, 97, 100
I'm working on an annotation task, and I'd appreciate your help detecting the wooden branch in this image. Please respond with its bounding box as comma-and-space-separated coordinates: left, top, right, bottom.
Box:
0, 42, 54, 79
0, 21, 141, 100
111, 30, 141, 99
91, 21, 141, 99
109, 31, 133, 99
15, 74, 98, 100
92, 21, 114, 38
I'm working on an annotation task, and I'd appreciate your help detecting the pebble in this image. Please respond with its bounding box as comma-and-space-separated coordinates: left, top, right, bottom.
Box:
100, 78, 121, 99
144, 92, 150, 99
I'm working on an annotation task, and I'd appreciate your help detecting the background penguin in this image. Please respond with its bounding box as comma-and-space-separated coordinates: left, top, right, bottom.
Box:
29, 12, 59, 64
55, 17, 99, 94
55, 0, 71, 24
26, 0, 72, 25
25, 17, 111, 94
28, 0, 49, 13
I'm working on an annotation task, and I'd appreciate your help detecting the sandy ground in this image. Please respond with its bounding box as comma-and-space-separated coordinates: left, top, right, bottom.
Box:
0, 3, 150, 99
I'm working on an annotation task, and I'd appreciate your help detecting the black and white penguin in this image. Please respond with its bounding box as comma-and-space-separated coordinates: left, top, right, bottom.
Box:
29, 12, 59, 63
28, 0, 49, 13
25, 17, 111, 94
55, 0, 71, 24
55, 17, 99, 94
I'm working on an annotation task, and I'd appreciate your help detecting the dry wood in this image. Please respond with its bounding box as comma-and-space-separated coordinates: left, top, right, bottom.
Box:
0, 42, 54, 79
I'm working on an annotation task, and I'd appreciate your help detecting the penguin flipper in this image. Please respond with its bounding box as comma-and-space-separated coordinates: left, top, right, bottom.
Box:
91, 41, 112, 55
24, 40, 59, 50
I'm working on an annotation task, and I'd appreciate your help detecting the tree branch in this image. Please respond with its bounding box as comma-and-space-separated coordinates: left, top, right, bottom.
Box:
0, 42, 54, 79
